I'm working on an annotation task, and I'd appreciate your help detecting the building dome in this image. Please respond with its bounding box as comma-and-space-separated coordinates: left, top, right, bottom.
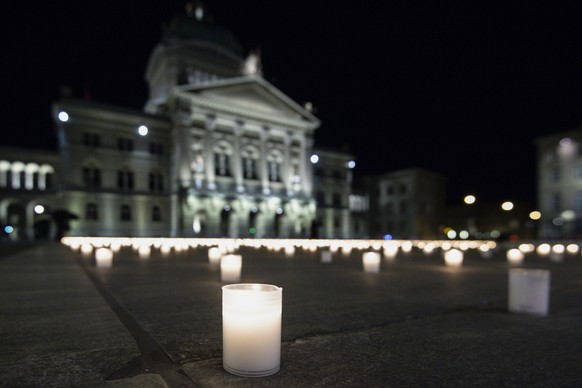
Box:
164, 1, 243, 57
144, 1, 247, 114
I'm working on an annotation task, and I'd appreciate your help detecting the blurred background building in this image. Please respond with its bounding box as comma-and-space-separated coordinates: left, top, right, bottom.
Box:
0, 3, 559, 242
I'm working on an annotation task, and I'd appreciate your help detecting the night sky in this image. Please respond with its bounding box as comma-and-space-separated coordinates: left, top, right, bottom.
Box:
6, 1, 582, 205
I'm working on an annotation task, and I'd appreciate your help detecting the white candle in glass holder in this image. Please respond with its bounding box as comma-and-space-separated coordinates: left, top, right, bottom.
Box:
508, 268, 550, 316
222, 283, 282, 377
221, 254, 242, 283
321, 250, 332, 263
208, 247, 222, 267
95, 248, 113, 268
362, 251, 381, 273
506, 248, 524, 265
444, 249, 463, 267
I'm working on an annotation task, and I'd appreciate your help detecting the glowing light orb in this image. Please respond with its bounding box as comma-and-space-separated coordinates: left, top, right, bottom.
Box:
501, 201, 514, 211
506, 248, 524, 265
444, 249, 463, 267
58, 111, 69, 122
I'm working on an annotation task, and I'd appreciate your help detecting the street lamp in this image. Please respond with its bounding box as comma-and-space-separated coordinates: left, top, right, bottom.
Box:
464, 195, 476, 205
501, 201, 514, 211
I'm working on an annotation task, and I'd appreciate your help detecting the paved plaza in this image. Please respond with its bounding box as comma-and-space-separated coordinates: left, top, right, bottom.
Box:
1, 241, 581, 387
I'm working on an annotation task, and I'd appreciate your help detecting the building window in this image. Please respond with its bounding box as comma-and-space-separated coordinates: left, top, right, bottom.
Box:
149, 172, 164, 192
332, 193, 342, 207
268, 161, 281, 182
386, 185, 394, 195
120, 205, 131, 221
85, 203, 98, 220
149, 141, 163, 155
152, 206, 162, 222
214, 150, 231, 176
400, 201, 408, 214
117, 137, 134, 151
83, 133, 100, 147
316, 191, 326, 206
334, 215, 341, 229
548, 167, 560, 183
117, 169, 134, 190
82, 165, 101, 188
400, 184, 407, 194
242, 155, 258, 180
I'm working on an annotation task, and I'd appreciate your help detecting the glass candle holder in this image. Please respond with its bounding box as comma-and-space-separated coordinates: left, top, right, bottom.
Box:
508, 269, 550, 316
95, 247, 113, 268
362, 251, 381, 273
222, 283, 283, 377
221, 254, 242, 283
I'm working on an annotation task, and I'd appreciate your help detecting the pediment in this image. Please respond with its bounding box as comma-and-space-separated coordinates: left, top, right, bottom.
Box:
177, 76, 319, 125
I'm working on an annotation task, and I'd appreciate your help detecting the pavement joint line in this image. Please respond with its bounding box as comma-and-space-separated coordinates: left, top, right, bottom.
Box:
74, 255, 199, 387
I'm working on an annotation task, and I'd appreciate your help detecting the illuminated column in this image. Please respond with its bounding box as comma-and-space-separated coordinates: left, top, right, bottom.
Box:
300, 137, 313, 196
260, 127, 270, 195
283, 132, 292, 195
233, 121, 244, 192
11, 162, 24, 189
0, 161, 9, 187
204, 117, 217, 190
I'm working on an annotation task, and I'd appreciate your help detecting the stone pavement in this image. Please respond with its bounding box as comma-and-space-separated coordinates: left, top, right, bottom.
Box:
1, 241, 581, 387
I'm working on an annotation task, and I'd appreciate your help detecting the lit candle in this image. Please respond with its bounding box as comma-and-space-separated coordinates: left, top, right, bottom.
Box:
508, 269, 550, 315
362, 251, 381, 273
221, 254, 242, 283
222, 284, 283, 377
95, 247, 113, 268
208, 247, 222, 267
321, 250, 332, 263
444, 249, 463, 267
506, 248, 524, 265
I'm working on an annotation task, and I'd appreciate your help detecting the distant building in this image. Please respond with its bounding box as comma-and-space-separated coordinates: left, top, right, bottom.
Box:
361, 168, 446, 239
535, 129, 582, 239
311, 148, 357, 238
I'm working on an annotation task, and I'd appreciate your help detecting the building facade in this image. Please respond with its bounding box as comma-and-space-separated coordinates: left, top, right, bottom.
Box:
1, 4, 329, 240
535, 129, 582, 239
361, 168, 446, 239
311, 148, 357, 238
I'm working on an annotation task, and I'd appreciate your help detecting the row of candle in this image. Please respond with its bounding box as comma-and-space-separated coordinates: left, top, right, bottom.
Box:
63, 237, 565, 378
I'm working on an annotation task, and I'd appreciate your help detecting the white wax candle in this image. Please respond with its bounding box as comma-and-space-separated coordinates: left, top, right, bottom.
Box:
95, 248, 113, 268
208, 247, 222, 267
221, 254, 242, 283
321, 250, 332, 263
444, 249, 463, 267
506, 248, 524, 265
223, 284, 282, 377
362, 251, 381, 273
508, 269, 551, 316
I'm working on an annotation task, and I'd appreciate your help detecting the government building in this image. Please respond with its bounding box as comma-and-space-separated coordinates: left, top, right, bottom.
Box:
0, 4, 358, 240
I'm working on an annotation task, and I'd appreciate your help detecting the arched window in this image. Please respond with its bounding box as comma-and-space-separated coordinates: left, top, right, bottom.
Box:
267, 151, 283, 182
241, 147, 259, 180
213, 142, 232, 177
152, 206, 162, 222
120, 204, 131, 221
